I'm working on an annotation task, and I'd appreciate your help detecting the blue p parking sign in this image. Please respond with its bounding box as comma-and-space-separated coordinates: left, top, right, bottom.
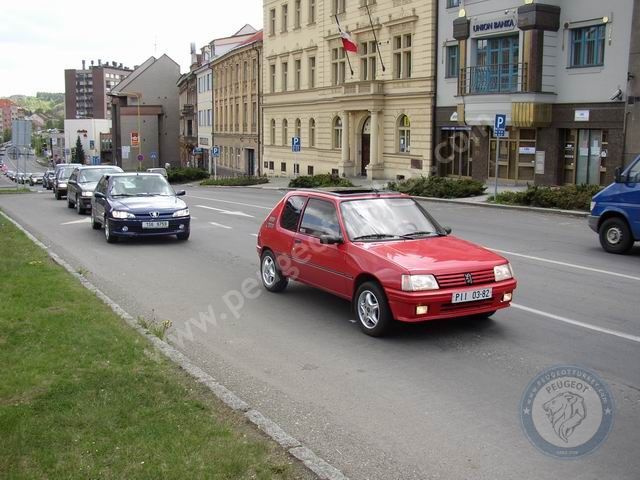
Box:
494, 114, 507, 138
292, 137, 301, 153
212, 146, 220, 157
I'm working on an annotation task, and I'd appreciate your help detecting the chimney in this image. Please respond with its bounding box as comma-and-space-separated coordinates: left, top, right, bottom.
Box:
112, 61, 117, 67
82, 59, 86, 70
98, 59, 102, 66
90, 60, 94, 66
119, 63, 123, 68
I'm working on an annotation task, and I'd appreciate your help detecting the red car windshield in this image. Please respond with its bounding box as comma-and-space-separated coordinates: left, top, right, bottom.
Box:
340, 197, 439, 241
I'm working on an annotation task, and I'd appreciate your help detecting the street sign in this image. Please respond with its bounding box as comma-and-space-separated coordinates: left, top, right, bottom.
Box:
212, 146, 220, 157
137, 154, 144, 162
494, 114, 507, 138
150, 151, 158, 161
131, 132, 140, 147
292, 136, 301, 153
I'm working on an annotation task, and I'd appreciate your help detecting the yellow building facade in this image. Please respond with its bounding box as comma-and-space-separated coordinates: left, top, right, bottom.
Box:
262, 0, 436, 180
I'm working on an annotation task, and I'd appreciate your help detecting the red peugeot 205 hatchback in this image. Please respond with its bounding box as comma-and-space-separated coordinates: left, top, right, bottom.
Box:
257, 189, 517, 336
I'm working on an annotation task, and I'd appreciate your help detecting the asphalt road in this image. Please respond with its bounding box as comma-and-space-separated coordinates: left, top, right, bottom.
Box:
1, 185, 639, 480
0, 149, 47, 188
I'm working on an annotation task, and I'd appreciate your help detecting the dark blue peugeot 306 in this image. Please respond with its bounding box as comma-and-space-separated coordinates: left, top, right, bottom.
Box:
90, 172, 191, 243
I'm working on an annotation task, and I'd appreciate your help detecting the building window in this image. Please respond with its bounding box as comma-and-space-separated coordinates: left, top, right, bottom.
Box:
446, 0, 460, 8
295, 118, 301, 140
208, 109, 212, 126
282, 4, 288, 32
333, 117, 342, 149
309, 0, 316, 23
243, 61, 248, 82
270, 119, 276, 144
270, 64, 276, 92
252, 102, 257, 131
393, 34, 412, 79
570, 25, 606, 68
282, 119, 288, 145
294, 59, 301, 89
360, 41, 377, 81
243, 102, 247, 130
446, 44, 459, 78
332, 48, 346, 85
294, 0, 301, 28
270, 9, 276, 35
281, 162, 287, 172
252, 58, 257, 80
307, 165, 315, 175
332, 0, 345, 14
309, 56, 316, 88
282, 61, 288, 91
398, 115, 411, 153
309, 118, 316, 147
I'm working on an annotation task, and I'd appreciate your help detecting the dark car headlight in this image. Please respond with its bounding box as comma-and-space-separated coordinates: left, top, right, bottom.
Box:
172, 208, 189, 217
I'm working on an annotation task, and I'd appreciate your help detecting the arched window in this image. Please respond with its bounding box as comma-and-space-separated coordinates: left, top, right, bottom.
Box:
398, 115, 411, 153
282, 119, 288, 145
270, 119, 276, 145
295, 118, 301, 140
309, 118, 316, 147
333, 116, 342, 149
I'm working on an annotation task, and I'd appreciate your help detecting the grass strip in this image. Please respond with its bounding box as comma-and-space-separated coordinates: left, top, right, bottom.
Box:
0, 213, 311, 479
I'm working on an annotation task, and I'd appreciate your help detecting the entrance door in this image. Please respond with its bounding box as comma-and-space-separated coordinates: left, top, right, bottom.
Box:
247, 149, 255, 176
576, 130, 602, 185
361, 116, 371, 176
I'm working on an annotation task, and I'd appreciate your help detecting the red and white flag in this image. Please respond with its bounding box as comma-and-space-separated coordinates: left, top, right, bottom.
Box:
340, 30, 358, 53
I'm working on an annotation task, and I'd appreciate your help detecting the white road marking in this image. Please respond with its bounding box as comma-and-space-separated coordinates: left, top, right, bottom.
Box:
209, 221, 232, 229
188, 195, 272, 210
512, 303, 640, 344
195, 204, 254, 218
491, 248, 640, 282
61, 218, 90, 225
250, 233, 258, 237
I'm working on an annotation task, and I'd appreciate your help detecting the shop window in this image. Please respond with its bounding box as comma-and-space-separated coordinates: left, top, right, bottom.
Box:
570, 25, 606, 68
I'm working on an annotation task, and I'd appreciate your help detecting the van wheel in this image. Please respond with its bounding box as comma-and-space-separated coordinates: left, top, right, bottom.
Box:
261, 250, 288, 292
354, 281, 393, 337
599, 218, 633, 254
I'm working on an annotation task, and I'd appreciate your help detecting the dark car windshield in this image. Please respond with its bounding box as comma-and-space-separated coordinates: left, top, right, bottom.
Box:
57, 167, 76, 180
109, 175, 174, 197
340, 198, 440, 241
78, 168, 120, 183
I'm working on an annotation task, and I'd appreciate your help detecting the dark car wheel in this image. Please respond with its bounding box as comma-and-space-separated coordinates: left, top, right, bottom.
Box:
260, 250, 288, 292
76, 195, 85, 214
67, 195, 74, 208
599, 217, 633, 254
91, 210, 101, 230
354, 281, 393, 337
54, 188, 61, 200
104, 217, 117, 243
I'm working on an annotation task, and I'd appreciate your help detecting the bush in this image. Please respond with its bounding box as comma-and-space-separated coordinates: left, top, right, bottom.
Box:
167, 167, 209, 183
288, 174, 354, 188
200, 176, 269, 186
387, 176, 486, 198
493, 184, 602, 211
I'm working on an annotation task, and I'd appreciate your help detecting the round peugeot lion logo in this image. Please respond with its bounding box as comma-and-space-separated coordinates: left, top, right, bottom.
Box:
520, 365, 614, 458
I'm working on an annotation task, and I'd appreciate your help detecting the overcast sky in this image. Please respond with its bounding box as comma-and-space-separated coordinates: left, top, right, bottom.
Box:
0, 1, 263, 97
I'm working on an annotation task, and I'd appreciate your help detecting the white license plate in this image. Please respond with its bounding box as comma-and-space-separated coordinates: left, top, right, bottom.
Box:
142, 221, 169, 229
452, 287, 492, 304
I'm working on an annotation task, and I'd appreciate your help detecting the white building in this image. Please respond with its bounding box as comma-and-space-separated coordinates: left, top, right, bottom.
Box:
63, 119, 111, 164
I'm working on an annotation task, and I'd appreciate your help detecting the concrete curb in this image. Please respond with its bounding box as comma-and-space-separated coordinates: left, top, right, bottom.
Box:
412, 196, 590, 218
0, 210, 349, 480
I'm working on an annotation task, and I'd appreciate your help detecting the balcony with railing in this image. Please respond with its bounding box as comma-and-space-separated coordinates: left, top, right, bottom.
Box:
459, 63, 528, 95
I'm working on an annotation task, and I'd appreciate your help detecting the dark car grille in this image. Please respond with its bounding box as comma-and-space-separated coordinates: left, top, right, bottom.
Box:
440, 298, 494, 313
134, 212, 175, 219
435, 269, 495, 289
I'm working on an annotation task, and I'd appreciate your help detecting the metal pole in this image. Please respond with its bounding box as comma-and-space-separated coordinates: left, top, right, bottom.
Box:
458, 132, 463, 178
494, 137, 500, 200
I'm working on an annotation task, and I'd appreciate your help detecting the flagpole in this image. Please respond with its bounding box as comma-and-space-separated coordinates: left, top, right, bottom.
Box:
334, 14, 354, 77
365, 3, 385, 72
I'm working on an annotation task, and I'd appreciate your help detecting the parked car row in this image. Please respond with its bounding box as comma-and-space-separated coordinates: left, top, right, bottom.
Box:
3, 170, 44, 185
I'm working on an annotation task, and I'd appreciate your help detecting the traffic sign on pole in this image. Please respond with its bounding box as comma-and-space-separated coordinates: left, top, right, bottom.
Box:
494, 114, 507, 138
150, 151, 158, 161
212, 146, 220, 157
292, 136, 301, 153
137, 154, 144, 162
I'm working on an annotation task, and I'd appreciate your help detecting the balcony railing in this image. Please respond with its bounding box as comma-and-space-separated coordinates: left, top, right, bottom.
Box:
459, 63, 528, 95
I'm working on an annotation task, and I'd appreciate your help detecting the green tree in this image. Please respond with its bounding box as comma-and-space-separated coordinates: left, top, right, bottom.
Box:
2, 128, 10, 143
74, 136, 85, 163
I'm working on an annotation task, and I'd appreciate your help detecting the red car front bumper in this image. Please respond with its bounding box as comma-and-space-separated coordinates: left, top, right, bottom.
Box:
386, 279, 517, 322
